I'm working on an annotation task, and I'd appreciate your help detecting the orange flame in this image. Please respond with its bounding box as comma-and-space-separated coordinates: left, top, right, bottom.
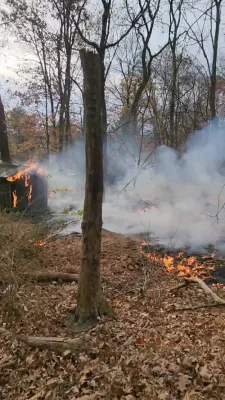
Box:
141, 244, 215, 279
29, 234, 52, 247
7, 163, 46, 182
12, 191, 17, 208
7, 163, 46, 208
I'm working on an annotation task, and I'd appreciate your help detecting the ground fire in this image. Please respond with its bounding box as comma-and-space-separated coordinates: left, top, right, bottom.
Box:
140, 239, 225, 286
136, 204, 224, 282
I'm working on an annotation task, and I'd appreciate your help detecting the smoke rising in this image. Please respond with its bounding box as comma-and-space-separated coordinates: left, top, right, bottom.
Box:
47, 118, 225, 253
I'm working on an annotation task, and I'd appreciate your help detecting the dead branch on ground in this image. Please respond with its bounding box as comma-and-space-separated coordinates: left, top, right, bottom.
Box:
170, 277, 225, 310
29, 271, 79, 283
0, 360, 17, 370
176, 303, 225, 312
187, 277, 225, 305
0, 271, 79, 285
0, 327, 90, 353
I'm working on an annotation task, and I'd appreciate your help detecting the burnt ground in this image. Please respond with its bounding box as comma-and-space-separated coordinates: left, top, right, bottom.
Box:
1, 221, 225, 399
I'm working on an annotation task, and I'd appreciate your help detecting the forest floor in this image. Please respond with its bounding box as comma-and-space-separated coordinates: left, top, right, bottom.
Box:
1, 216, 225, 399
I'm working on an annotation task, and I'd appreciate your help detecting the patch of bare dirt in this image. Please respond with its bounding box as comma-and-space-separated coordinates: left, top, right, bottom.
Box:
1, 221, 225, 399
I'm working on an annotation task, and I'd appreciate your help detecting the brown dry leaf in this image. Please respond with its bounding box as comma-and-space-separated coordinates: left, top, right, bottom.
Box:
26, 354, 35, 365
177, 374, 191, 392
198, 364, 212, 381
136, 336, 146, 345
63, 349, 72, 356
79, 366, 94, 386
182, 357, 196, 367
167, 362, 180, 373
158, 391, 169, 399
46, 377, 60, 387
183, 393, 190, 400
45, 390, 55, 400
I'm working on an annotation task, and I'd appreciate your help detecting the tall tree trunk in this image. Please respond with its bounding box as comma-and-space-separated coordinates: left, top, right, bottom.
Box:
0, 97, 11, 163
64, 53, 72, 149
98, 49, 107, 189
210, 0, 221, 119
128, 76, 149, 136
58, 112, 65, 152
168, 49, 178, 148
44, 80, 50, 158
75, 49, 111, 326
101, 65, 107, 184
118, 77, 149, 156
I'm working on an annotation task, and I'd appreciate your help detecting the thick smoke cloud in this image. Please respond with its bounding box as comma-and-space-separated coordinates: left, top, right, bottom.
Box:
47, 118, 225, 253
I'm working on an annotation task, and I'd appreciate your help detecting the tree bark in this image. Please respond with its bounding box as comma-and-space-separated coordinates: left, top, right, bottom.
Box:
0, 97, 11, 163
75, 49, 111, 325
209, 0, 222, 119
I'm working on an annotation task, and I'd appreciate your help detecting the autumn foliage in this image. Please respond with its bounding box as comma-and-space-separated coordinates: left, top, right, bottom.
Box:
6, 107, 81, 160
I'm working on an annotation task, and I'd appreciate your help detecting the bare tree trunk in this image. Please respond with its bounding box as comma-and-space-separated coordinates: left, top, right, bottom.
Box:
184, 0, 222, 121
121, 0, 170, 142
168, 0, 183, 147
44, 80, 50, 157
121, 76, 148, 139
210, 0, 222, 119
100, 60, 107, 185
64, 48, 72, 149
75, 49, 111, 326
0, 97, 11, 163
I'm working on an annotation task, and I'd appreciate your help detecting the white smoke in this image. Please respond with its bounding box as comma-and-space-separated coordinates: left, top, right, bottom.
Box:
46, 118, 225, 253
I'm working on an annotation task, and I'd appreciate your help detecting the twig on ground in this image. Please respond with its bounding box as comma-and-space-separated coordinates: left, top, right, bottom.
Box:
0, 360, 17, 370
170, 280, 188, 293
175, 303, 225, 311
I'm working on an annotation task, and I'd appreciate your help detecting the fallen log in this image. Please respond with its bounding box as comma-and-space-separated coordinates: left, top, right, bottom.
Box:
29, 271, 79, 283
0, 272, 79, 285
0, 327, 89, 354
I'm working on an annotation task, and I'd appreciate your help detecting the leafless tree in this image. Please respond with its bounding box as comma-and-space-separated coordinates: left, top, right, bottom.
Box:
184, 0, 223, 119
2, 0, 83, 153
121, 0, 171, 136
72, 0, 147, 180
168, 0, 184, 148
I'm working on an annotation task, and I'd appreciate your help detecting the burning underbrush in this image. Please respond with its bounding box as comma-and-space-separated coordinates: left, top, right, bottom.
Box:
142, 243, 213, 278
140, 241, 225, 286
